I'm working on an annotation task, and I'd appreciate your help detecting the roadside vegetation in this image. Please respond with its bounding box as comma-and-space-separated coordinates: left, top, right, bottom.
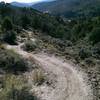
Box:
0, 74, 38, 100
0, 47, 28, 74
22, 39, 38, 52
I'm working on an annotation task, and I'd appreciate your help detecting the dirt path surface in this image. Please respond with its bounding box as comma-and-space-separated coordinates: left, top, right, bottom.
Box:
6, 44, 93, 100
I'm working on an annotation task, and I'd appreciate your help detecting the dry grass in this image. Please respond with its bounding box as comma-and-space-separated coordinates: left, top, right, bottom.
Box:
0, 74, 38, 100
0, 74, 26, 100
0, 43, 5, 49
32, 69, 46, 85
2, 74, 27, 90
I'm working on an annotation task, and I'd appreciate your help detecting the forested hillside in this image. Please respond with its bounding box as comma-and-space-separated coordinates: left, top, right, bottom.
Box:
0, 1, 100, 43
32, 0, 100, 18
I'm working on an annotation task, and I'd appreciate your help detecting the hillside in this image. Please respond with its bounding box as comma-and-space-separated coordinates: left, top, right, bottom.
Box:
0, 2, 100, 100
11, 2, 34, 7
10, 0, 55, 7
32, 0, 100, 18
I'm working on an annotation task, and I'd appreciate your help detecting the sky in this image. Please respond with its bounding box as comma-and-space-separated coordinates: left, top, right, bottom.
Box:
0, 0, 53, 3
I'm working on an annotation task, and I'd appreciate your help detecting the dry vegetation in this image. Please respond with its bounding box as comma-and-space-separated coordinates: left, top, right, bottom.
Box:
0, 74, 38, 100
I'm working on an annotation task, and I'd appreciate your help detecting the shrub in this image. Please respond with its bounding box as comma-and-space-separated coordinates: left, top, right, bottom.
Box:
0, 43, 5, 49
85, 58, 95, 66
71, 24, 81, 41
89, 27, 100, 44
32, 16, 41, 29
3, 31, 17, 45
79, 48, 91, 59
92, 42, 100, 55
22, 40, 38, 52
21, 15, 30, 29
0, 49, 28, 73
1, 17, 13, 31
0, 75, 37, 100
52, 25, 65, 38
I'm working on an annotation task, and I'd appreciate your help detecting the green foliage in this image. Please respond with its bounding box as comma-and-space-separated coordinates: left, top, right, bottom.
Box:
0, 3, 100, 44
3, 31, 17, 44
0, 3, 76, 40
54, 25, 65, 38
1, 17, 13, 31
0, 49, 28, 73
79, 48, 91, 59
71, 24, 82, 41
71, 21, 92, 41
92, 42, 100, 55
21, 15, 30, 29
32, 16, 41, 29
89, 27, 100, 44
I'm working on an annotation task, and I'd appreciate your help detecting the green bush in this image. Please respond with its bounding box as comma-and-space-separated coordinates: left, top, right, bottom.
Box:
32, 16, 41, 29
0, 49, 28, 73
1, 17, 13, 31
89, 27, 100, 44
79, 48, 91, 59
54, 25, 65, 38
3, 31, 17, 45
21, 15, 30, 29
92, 42, 100, 58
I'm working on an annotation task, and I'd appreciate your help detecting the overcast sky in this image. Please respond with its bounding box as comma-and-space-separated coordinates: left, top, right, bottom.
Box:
0, 0, 53, 3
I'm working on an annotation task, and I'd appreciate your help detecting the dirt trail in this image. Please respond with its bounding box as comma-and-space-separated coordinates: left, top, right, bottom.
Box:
6, 44, 93, 100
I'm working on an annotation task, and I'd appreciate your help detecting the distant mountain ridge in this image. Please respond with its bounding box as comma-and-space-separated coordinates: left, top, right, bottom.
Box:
11, 0, 55, 7
32, 0, 100, 18
11, 2, 34, 7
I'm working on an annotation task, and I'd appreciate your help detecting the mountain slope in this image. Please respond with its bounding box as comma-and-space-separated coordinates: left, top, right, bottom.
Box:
11, 0, 55, 7
11, 2, 34, 7
32, 0, 100, 18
